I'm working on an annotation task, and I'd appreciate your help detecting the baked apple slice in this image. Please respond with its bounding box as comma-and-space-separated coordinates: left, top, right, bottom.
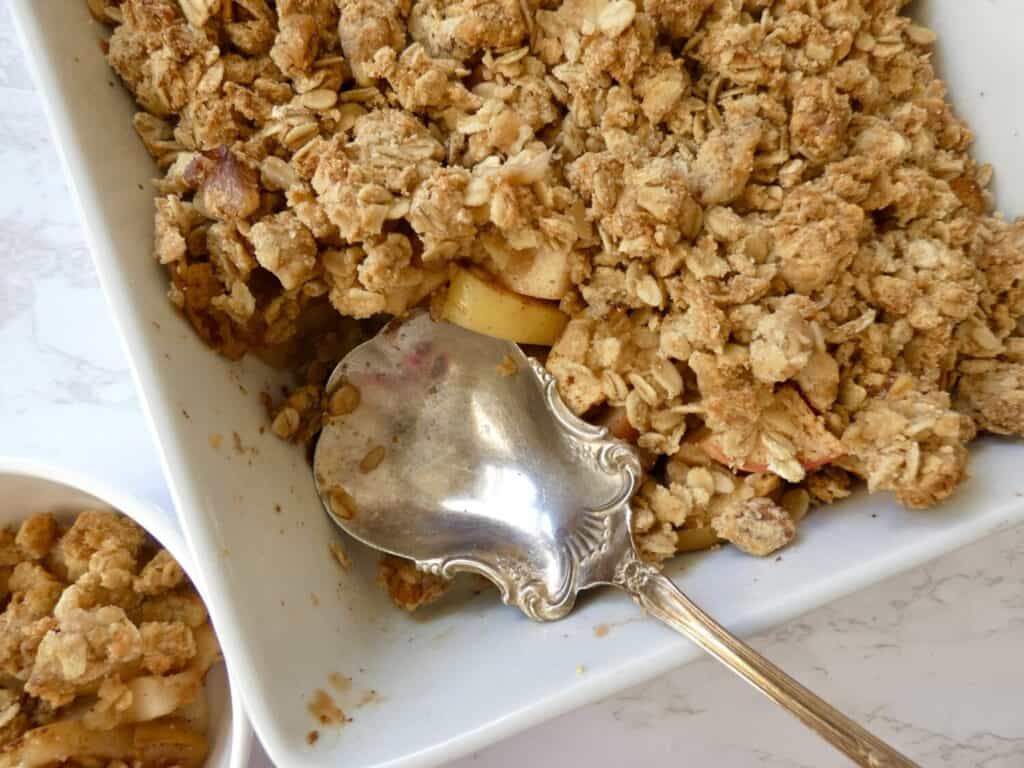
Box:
702, 386, 844, 479
482, 241, 572, 300
441, 265, 569, 345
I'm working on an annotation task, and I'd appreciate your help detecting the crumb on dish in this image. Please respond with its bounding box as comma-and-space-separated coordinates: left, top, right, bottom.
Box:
375, 555, 447, 612
327, 672, 351, 692
307, 689, 349, 726
496, 354, 519, 377
328, 541, 351, 571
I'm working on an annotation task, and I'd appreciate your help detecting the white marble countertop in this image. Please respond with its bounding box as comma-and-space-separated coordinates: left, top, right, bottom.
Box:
1, 11, 1022, 767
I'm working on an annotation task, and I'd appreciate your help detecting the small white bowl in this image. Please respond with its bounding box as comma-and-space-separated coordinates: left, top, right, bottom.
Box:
0, 458, 253, 768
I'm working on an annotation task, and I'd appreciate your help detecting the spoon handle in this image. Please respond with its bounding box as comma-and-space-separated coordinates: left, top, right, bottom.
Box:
614, 554, 919, 768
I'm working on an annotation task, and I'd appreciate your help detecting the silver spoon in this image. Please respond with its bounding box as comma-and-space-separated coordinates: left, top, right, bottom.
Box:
313, 309, 918, 768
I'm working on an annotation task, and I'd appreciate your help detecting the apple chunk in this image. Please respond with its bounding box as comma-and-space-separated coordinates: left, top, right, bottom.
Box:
596, 405, 639, 442
441, 266, 569, 345
702, 386, 844, 477
676, 525, 723, 553
484, 242, 572, 300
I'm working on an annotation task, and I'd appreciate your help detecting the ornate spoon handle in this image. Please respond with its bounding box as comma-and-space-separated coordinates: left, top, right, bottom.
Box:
614, 554, 920, 768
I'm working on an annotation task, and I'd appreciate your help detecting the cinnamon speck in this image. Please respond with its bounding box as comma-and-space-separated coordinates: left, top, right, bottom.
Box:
209, 433, 223, 450
306, 730, 319, 745
593, 623, 610, 638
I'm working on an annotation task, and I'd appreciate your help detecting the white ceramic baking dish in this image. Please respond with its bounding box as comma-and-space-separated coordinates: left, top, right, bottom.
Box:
0, 458, 252, 768
10, 1, 1024, 766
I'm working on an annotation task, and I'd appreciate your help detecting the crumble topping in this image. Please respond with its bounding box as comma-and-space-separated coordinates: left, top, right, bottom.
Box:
92, 0, 1024, 604
0, 509, 220, 767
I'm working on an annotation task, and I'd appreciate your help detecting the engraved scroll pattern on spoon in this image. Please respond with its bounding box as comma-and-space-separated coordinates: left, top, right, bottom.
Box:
415, 358, 643, 622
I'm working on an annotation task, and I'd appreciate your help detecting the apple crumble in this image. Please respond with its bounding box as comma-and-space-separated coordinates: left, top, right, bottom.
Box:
0, 510, 220, 767
91, 0, 1023, 578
